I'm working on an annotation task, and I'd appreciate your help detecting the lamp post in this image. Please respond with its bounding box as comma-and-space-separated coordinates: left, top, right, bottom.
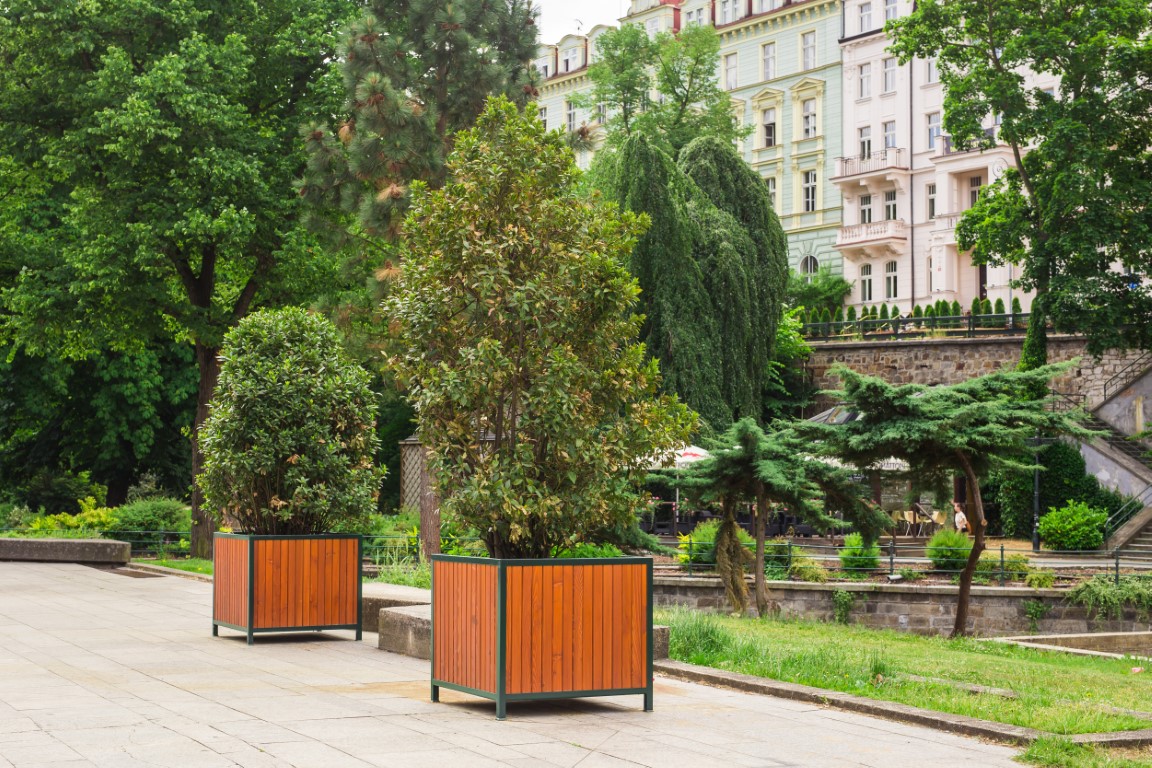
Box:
1028, 435, 1055, 552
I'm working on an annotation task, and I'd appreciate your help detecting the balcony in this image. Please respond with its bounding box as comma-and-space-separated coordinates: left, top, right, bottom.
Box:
936, 127, 998, 157
933, 211, 962, 245
836, 219, 908, 260
832, 149, 907, 180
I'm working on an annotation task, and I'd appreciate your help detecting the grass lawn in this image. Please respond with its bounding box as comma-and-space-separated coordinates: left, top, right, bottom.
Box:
658, 608, 1152, 736
142, 558, 214, 575
370, 562, 431, 590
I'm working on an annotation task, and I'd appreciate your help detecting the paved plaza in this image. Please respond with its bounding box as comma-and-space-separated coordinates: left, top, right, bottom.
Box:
0, 563, 1021, 767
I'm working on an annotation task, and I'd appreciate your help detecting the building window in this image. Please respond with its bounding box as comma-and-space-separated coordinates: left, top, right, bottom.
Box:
802, 98, 817, 139
969, 175, 983, 207
926, 58, 939, 83
885, 260, 898, 299
646, 18, 661, 35
803, 170, 817, 212
562, 48, 580, 73
566, 101, 576, 132
596, 102, 606, 124
762, 108, 777, 147
685, 8, 706, 25
882, 57, 897, 92
538, 106, 547, 130
884, 190, 897, 220
927, 183, 936, 220
927, 112, 941, 149
859, 2, 873, 32
539, 63, 550, 79
760, 0, 782, 10
860, 264, 873, 302
858, 63, 871, 99
859, 194, 873, 224
762, 43, 776, 80
801, 255, 820, 282
720, 0, 736, 23
885, 0, 898, 20
802, 32, 816, 70
883, 120, 896, 149
724, 53, 738, 90
859, 126, 872, 158
765, 176, 777, 209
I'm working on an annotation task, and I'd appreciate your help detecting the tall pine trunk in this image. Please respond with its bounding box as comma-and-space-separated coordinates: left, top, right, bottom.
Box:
753, 492, 770, 617
190, 342, 221, 559
951, 456, 986, 638
716, 498, 750, 616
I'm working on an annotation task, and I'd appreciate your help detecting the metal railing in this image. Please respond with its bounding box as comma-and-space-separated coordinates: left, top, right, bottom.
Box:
1102, 351, 1152, 403
1105, 483, 1152, 541
801, 312, 1031, 341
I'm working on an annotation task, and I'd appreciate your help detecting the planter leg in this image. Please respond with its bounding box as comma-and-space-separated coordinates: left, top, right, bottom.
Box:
496, 698, 506, 721
246, 630, 254, 646
431, 684, 439, 703
644, 691, 653, 713
212, 624, 218, 637
355, 627, 362, 641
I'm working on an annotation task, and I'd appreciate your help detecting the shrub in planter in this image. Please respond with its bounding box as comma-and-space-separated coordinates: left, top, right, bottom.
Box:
199, 307, 383, 643
926, 529, 972, 573
838, 532, 880, 574
1038, 500, 1107, 551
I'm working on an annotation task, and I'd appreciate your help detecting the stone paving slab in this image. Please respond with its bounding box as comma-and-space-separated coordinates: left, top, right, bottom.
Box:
0, 563, 1021, 767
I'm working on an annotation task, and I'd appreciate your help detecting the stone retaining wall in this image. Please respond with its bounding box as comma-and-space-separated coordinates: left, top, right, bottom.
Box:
0, 538, 130, 565
654, 576, 1152, 637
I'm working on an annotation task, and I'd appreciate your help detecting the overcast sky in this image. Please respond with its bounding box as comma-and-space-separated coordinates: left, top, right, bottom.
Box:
535, 0, 628, 44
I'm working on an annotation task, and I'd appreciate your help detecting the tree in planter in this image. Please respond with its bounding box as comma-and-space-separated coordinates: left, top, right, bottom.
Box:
385, 97, 696, 559
799, 363, 1090, 636
198, 308, 383, 535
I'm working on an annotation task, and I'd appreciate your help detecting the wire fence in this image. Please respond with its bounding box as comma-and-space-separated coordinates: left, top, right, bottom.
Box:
801, 312, 1033, 342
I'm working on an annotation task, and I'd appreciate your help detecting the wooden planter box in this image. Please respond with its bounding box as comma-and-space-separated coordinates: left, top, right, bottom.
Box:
431, 555, 653, 719
212, 533, 362, 645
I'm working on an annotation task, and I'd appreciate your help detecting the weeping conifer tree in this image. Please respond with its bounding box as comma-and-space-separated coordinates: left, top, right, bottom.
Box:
300, 0, 538, 241
678, 137, 789, 420
615, 134, 728, 428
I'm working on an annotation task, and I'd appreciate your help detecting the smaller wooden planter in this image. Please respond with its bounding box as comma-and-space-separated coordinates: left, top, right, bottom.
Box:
431, 555, 653, 719
213, 533, 362, 644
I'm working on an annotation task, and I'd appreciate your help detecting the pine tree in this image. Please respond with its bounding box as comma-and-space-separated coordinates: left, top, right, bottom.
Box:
994, 298, 1007, 328
1012, 297, 1024, 318
879, 304, 890, 321
846, 305, 858, 322
951, 300, 963, 325
925, 305, 936, 328
301, 0, 538, 240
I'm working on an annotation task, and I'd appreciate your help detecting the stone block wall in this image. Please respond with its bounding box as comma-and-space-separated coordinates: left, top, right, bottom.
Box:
804, 336, 1146, 410
653, 576, 1152, 637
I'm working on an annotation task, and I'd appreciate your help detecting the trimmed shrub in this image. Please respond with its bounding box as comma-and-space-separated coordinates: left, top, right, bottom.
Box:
975, 551, 1031, 581
789, 550, 829, 583
1038, 500, 1107, 551
950, 300, 962, 321
834, 307, 844, 323
677, 518, 754, 567
846, 305, 857, 322
926, 529, 972, 573
993, 298, 1006, 326
1012, 297, 1024, 319
924, 305, 936, 328
198, 308, 384, 536
554, 542, 625, 558
879, 304, 890, 320
1026, 570, 1056, 589
970, 296, 983, 322
838, 532, 881, 573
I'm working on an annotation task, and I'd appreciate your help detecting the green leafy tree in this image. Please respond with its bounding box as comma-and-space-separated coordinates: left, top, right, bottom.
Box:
800, 363, 1090, 636
889, 0, 1152, 362
385, 97, 695, 559
786, 268, 853, 318
580, 24, 747, 154
0, 0, 357, 556
199, 308, 383, 535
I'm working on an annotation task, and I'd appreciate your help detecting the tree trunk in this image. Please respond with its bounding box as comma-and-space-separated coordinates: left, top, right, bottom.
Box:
418, 448, 441, 561
951, 457, 987, 638
753, 492, 770, 617
189, 342, 220, 559
715, 498, 750, 616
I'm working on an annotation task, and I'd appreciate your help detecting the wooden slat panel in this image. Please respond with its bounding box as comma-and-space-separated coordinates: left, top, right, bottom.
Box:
432, 559, 497, 694
213, 537, 249, 628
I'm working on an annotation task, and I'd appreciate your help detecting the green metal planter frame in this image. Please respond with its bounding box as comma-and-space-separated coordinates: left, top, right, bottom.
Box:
430, 554, 654, 720
212, 532, 363, 645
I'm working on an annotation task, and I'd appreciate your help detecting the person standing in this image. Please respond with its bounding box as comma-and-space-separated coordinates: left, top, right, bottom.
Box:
952, 500, 970, 535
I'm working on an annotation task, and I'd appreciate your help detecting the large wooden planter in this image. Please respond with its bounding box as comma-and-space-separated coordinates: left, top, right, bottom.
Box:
431, 555, 653, 719
212, 533, 362, 645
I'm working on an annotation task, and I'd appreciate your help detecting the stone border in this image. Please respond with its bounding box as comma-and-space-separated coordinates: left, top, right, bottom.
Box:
127, 562, 212, 582
654, 659, 1152, 747
0, 537, 130, 565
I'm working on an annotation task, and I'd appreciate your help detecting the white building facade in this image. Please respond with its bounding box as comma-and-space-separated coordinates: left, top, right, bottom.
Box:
834, 0, 1053, 314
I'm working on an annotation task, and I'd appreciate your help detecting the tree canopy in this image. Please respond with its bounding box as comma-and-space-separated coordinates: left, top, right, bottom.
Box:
0, 0, 358, 555
799, 363, 1090, 636
888, 0, 1152, 362
385, 97, 695, 559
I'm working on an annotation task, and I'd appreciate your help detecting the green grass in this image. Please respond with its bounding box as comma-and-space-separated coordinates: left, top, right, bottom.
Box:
142, 557, 214, 575
1022, 738, 1152, 768
658, 608, 1152, 735
370, 562, 431, 590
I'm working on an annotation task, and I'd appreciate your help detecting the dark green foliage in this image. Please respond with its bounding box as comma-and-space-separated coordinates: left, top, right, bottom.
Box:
614, 134, 727, 427
1068, 574, 1152, 621
847, 306, 858, 322
677, 518, 754, 566
871, 305, 880, 319
926, 529, 972, 572
554, 542, 625, 559
834, 307, 844, 323
994, 298, 1006, 316
819, 308, 832, 325
109, 499, 189, 533
301, 0, 537, 238
1012, 297, 1024, 318
925, 305, 936, 328
14, 471, 105, 516
1038, 501, 1107, 551
838, 532, 881, 573
832, 589, 856, 624
971, 297, 983, 320
879, 304, 890, 321
991, 441, 1123, 537
912, 305, 923, 320
786, 268, 853, 318
198, 309, 383, 535
951, 300, 963, 319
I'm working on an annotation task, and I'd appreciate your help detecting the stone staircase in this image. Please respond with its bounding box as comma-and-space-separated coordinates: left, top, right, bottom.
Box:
1117, 525, 1152, 559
